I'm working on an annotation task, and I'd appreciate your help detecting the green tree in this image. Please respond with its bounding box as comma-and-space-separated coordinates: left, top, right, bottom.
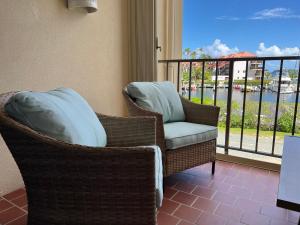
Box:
183, 48, 191, 59
194, 66, 202, 80
190, 51, 197, 59
204, 70, 213, 81
288, 69, 298, 79
182, 71, 189, 81
183, 47, 212, 59
265, 71, 272, 80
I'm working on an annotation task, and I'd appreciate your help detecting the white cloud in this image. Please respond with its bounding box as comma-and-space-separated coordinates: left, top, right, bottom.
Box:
203, 39, 239, 58
256, 43, 300, 56
216, 16, 240, 21
250, 8, 300, 20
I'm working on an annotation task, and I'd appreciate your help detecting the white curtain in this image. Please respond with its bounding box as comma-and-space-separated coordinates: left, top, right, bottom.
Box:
128, 0, 156, 82
128, 0, 182, 82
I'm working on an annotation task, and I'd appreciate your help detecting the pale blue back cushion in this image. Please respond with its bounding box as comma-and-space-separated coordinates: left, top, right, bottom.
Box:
5, 88, 107, 147
127, 81, 185, 123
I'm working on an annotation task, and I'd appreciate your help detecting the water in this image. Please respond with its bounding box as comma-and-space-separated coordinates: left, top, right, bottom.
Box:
189, 88, 299, 104
183, 87, 299, 157
188, 87, 292, 156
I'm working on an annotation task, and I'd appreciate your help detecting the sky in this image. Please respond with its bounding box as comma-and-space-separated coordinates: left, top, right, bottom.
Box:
183, 0, 300, 58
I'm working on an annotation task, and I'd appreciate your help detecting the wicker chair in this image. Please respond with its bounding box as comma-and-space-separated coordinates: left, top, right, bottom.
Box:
123, 89, 220, 177
0, 92, 158, 225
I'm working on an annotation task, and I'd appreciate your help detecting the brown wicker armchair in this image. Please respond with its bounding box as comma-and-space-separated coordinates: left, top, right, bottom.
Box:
0, 92, 158, 225
123, 89, 220, 177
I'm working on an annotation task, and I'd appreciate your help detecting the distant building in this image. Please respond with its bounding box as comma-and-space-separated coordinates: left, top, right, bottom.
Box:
180, 52, 263, 82
210, 52, 263, 81
271, 69, 289, 77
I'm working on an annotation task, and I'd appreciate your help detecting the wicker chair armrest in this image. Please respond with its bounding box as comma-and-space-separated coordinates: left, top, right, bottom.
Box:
0, 119, 157, 224
122, 89, 166, 152
180, 96, 220, 126
97, 114, 156, 147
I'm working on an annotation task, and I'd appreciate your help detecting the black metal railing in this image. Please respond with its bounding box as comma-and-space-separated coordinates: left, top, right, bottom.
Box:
159, 56, 300, 158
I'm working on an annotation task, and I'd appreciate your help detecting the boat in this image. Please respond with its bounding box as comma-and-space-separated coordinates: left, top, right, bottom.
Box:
233, 84, 242, 89
240, 86, 260, 92
182, 82, 196, 91
197, 83, 214, 88
240, 86, 251, 92
269, 76, 295, 94
252, 86, 260, 92
191, 83, 197, 91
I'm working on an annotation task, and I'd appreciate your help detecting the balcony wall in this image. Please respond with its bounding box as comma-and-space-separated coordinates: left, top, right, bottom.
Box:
0, 0, 129, 195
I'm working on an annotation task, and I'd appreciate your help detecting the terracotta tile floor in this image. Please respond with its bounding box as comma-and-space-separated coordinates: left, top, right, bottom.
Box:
0, 188, 27, 225
0, 161, 299, 225
158, 161, 300, 225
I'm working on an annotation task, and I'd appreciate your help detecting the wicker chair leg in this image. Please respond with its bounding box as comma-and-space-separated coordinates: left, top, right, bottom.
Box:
212, 161, 215, 175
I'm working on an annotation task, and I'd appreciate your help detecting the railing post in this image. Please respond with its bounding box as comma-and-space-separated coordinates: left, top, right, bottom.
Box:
177, 62, 180, 92
225, 60, 234, 154
255, 60, 266, 152
188, 61, 192, 100
292, 61, 300, 135
214, 61, 219, 106
201, 62, 205, 104
272, 59, 284, 155
240, 60, 249, 150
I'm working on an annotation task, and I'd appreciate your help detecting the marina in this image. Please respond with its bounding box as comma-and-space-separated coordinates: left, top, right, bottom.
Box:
184, 85, 300, 103
269, 76, 295, 94
180, 74, 299, 103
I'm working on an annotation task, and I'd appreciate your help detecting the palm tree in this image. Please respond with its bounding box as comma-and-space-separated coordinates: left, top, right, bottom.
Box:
183, 48, 191, 59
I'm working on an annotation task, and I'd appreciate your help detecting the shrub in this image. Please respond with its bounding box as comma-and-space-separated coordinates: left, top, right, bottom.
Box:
230, 114, 242, 128
277, 112, 293, 133
260, 117, 273, 131
243, 112, 257, 129
190, 95, 298, 133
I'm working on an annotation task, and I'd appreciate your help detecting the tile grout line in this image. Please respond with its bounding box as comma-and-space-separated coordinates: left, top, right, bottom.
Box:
0, 198, 27, 225
4, 214, 26, 225
7, 199, 27, 211
170, 202, 183, 216
0, 206, 15, 214
3, 194, 26, 202
169, 194, 220, 218
1, 196, 28, 214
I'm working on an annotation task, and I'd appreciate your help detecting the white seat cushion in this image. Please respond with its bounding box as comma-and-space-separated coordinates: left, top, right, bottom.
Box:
164, 122, 218, 149
139, 145, 163, 208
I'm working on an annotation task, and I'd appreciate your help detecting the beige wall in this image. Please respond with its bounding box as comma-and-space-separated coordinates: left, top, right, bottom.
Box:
0, 0, 129, 195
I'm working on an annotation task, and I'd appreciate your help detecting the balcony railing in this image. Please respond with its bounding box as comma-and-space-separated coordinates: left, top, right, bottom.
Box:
159, 56, 300, 159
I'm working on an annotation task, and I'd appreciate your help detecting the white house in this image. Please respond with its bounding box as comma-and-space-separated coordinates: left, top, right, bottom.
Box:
211, 52, 263, 81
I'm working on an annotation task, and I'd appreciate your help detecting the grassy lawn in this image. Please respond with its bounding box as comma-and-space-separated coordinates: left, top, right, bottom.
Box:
217, 127, 298, 140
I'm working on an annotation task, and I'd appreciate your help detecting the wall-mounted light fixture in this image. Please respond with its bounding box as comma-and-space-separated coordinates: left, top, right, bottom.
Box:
68, 0, 98, 13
